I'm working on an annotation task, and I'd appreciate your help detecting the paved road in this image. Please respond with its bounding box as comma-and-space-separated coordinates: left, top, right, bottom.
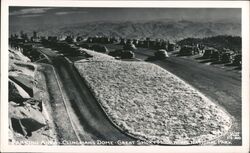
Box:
134, 49, 242, 145
37, 64, 80, 143
38, 47, 137, 145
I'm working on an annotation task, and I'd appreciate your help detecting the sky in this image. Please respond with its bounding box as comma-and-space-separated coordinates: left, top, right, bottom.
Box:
10, 7, 241, 24
9, 7, 241, 34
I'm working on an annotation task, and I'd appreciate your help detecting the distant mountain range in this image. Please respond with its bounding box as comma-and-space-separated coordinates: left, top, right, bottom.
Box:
10, 20, 241, 41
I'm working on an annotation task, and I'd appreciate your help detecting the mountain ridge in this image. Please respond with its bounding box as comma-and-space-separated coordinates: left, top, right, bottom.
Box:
10, 20, 241, 41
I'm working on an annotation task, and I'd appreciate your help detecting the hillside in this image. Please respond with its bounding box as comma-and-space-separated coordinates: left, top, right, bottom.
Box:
10, 20, 241, 41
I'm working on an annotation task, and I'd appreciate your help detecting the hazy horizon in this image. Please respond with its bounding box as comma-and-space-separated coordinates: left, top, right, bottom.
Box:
10, 7, 241, 27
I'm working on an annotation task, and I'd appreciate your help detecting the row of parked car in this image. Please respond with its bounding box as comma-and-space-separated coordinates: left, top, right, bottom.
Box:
9, 33, 170, 61
179, 45, 242, 67
39, 36, 135, 59
203, 48, 242, 66
85, 36, 176, 51
76, 42, 136, 59
76, 41, 170, 60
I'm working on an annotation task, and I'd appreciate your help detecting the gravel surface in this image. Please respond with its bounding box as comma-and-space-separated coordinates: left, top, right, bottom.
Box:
74, 58, 232, 145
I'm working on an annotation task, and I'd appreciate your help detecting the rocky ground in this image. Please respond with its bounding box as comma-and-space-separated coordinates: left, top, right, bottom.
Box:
74, 49, 233, 145
8, 48, 57, 145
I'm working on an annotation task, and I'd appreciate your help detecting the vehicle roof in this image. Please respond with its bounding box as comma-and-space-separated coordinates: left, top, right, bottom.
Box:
158, 49, 167, 52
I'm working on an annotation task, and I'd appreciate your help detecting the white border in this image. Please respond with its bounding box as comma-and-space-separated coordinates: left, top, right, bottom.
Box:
1, 1, 249, 153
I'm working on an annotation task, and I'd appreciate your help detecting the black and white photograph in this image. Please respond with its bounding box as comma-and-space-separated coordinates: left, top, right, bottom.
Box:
1, 0, 249, 153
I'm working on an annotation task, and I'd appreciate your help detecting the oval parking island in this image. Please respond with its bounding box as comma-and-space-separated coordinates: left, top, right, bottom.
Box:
74, 59, 232, 145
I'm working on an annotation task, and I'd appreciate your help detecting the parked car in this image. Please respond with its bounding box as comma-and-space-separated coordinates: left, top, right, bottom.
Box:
202, 49, 215, 59
221, 51, 234, 63
154, 49, 169, 59
108, 49, 123, 58
91, 45, 109, 53
109, 49, 135, 59
123, 43, 137, 50
232, 54, 242, 66
78, 43, 91, 49
179, 45, 195, 56
210, 50, 220, 61
168, 43, 175, 52
121, 51, 135, 59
